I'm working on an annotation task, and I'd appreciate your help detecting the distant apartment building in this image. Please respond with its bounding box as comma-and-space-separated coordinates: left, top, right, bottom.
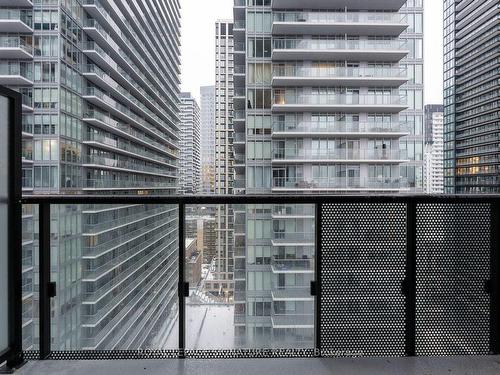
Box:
424, 105, 444, 194
233, 0, 423, 348
200, 85, 216, 194
211, 20, 235, 300
180, 92, 202, 194
443, 0, 500, 193
0, 0, 182, 350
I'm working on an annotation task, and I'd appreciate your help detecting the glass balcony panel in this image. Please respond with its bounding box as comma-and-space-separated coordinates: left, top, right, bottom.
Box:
273, 38, 407, 51
185, 204, 315, 350
273, 11, 407, 25
17, 204, 182, 351
21, 204, 38, 352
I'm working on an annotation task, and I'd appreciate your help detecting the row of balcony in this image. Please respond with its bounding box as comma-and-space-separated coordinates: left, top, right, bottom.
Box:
82, 154, 178, 178
272, 148, 407, 162
272, 176, 410, 191
83, 110, 179, 159
0, 36, 33, 59
0, 61, 32, 85
82, 63, 178, 139
272, 11, 407, 36
0, 9, 33, 32
84, 178, 177, 191
81, 41, 179, 134
272, 65, 408, 87
82, 16, 180, 123
272, 94, 407, 112
84, 131, 178, 167
83, 86, 178, 148
274, 11, 407, 25
272, 121, 410, 136
271, 0, 408, 11
271, 257, 314, 273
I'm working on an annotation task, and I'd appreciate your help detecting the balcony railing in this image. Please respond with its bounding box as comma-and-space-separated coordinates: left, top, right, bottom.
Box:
0, 61, 33, 81
273, 93, 407, 107
5, 194, 500, 362
273, 39, 408, 51
273, 65, 407, 79
272, 121, 410, 134
0, 9, 33, 27
272, 148, 407, 161
0, 36, 33, 55
272, 177, 410, 190
273, 11, 407, 25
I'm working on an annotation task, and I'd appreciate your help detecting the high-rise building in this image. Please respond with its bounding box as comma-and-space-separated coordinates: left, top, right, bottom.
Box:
200, 85, 216, 194
424, 105, 444, 194
210, 20, 235, 301
443, 0, 499, 193
179, 92, 202, 195
0, 0, 182, 350
215, 20, 235, 195
232, 0, 423, 348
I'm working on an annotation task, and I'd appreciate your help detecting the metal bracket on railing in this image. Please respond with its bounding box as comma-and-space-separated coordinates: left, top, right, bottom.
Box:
485, 279, 492, 295
310, 280, 317, 296
48, 282, 57, 298
178, 282, 189, 297
401, 279, 409, 296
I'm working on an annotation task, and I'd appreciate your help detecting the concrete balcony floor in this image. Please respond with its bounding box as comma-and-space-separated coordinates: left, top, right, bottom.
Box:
17, 356, 500, 375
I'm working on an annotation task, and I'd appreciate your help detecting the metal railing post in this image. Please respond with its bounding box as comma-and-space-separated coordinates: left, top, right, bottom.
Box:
405, 201, 417, 356
314, 202, 322, 356
39, 203, 51, 360
490, 201, 500, 354
178, 203, 186, 358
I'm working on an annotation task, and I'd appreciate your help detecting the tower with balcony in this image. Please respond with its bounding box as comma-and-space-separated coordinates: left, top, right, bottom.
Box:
233, 0, 423, 349
0, 0, 182, 351
179, 92, 201, 195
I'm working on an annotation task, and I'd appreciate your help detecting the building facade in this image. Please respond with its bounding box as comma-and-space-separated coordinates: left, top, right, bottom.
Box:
0, 0, 182, 350
443, 0, 499, 193
200, 85, 216, 194
211, 20, 235, 301
424, 105, 444, 194
179, 92, 201, 195
233, 0, 423, 348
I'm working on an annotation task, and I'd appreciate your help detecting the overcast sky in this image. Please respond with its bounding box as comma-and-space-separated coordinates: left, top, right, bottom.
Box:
180, 0, 444, 105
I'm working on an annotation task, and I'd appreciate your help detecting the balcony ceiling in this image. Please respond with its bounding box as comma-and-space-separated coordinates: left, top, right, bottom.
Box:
272, 0, 406, 10
0, 20, 33, 33
0, 75, 33, 86
0, 0, 32, 5
0, 48, 32, 59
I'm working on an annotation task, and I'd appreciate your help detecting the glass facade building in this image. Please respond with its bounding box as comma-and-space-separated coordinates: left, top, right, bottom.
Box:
0, 0, 182, 350
424, 104, 444, 194
179, 92, 201, 195
443, 0, 499, 193
232, 0, 423, 348
200, 85, 216, 194
210, 20, 235, 300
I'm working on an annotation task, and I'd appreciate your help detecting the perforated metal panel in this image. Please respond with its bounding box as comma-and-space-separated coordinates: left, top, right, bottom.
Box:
320, 204, 407, 356
46, 350, 179, 360
416, 203, 491, 356
185, 349, 315, 359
